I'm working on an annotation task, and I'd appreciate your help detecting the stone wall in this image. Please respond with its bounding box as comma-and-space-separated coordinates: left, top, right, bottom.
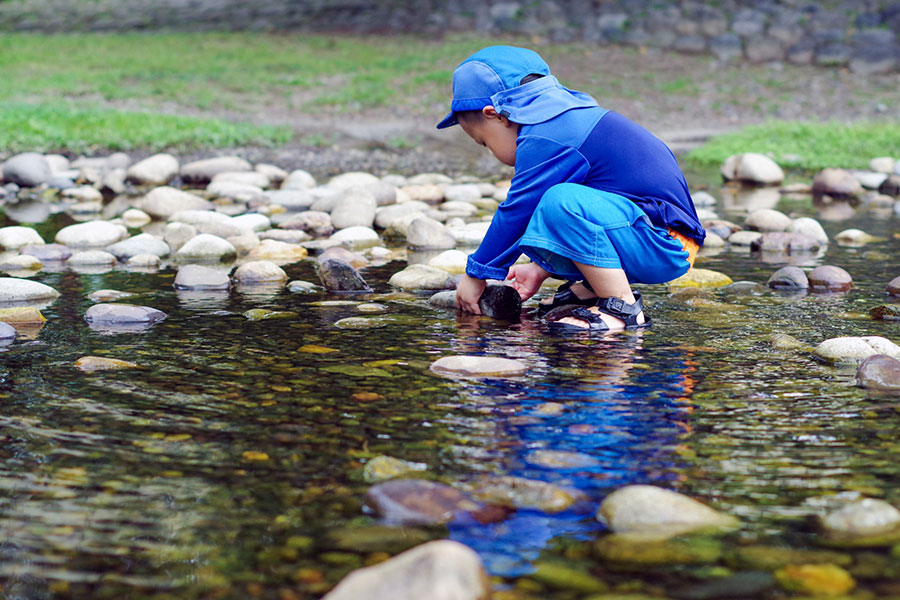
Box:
2, 0, 899, 74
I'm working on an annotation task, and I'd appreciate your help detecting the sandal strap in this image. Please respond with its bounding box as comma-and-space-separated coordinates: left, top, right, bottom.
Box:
595, 291, 645, 328
569, 306, 611, 331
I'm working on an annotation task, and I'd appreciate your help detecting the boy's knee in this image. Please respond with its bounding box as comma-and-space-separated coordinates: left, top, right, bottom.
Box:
539, 183, 584, 214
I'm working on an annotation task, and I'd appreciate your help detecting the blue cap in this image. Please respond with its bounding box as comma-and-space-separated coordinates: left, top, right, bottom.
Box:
436, 46, 551, 129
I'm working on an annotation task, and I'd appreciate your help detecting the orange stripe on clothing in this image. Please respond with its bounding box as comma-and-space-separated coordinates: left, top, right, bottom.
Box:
667, 228, 700, 267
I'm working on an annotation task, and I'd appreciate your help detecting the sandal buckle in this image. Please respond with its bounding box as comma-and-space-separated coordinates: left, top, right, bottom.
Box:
608, 298, 626, 313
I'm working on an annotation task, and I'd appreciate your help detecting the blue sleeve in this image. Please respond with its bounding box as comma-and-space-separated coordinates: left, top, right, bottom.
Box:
466, 136, 590, 280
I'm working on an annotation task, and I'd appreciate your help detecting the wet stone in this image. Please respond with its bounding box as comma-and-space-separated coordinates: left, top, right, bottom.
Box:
428, 290, 457, 309
529, 561, 608, 593
0, 277, 60, 305
813, 167, 864, 198
526, 449, 600, 469
821, 498, 900, 541
770, 333, 807, 350
88, 289, 134, 302
19, 243, 71, 262
0, 322, 16, 341
316, 257, 371, 293
173, 265, 231, 290
389, 264, 457, 292
74, 356, 141, 372
84, 304, 167, 325
750, 231, 820, 252
363, 455, 428, 483
835, 228, 877, 246
726, 230, 762, 246
808, 265, 853, 292
0, 225, 45, 250
594, 533, 723, 566
815, 336, 900, 365
471, 475, 587, 513
767, 266, 809, 289
871, 305, 900, 321
733, 545, 852, 570
774, 563, 855, 596
232, 260, 287, 284
55, 220, 127, 248
670, 570, 776, 600
243, 309, 297, 321
744, 208, 792, 232
173, 233, 237, 262
430, 355, 527, 378
365, 479, 477, 525
886, 276, 900, 297
478, 284, 522, 321
323, 525, 434, 554
668, 268, 733, 289
857, 354, 900, 392
406, 216, 456, 250
334, 316, 386, 329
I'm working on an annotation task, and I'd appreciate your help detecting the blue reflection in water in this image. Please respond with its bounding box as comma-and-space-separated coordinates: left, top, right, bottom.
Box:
448, 335, 698, 576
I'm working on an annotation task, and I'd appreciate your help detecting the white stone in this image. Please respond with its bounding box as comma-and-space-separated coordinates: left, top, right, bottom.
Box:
429, 355, 527, 377
407, 173, 452, 186
787, 217, 829, 244
255, 163, 287, 184
851, 170, 889, 190
814, 336, 900, 364
174, 234, 237, 262
597, 485, 738, 537
180, 156, 251, 183
232, 260, 287, 283
106, 233, 170, 260
169, 209, 232, 227
230, 213, 271, 232
61, 185, 103, 202
835, 228, 876, 246
139, 186, 212, 220
401, 184, 445, 203
67, 250, 118, 266
211, 170, 269, 189
281, 169, 316, 190
822, 498, 900, 537
265, 189, 316, 210
691, 191, 718, 206
174, 264, 231, 290
55, 220, 128, 248
127, 254, 161, 268
331, 188, 377, 229
0, 255, 42, 271
2, 152, 52, 187
745, 208, 792, 232
327, 171, 380, 191
0, 277, 59, 304
206, 180, 265, 201
443, 183, 482, 204
375, 201, 431, 229
869, 156, 896, 174
0, 226, 44, 250
121, 208, 152, 228
428, 250, 469, 274
126, 153, 179, 185
330, 226, 381, 249
407, 217, 456, 249
449, 222, 491, 246
247, 239, 308, 261
164, 222, 198, 252
721, 153, 784, 185
439, 201, 478, 217
389, 264, 457, 291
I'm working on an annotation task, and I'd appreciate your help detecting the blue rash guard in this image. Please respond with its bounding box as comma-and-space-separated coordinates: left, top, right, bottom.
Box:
465, 106, 706, 281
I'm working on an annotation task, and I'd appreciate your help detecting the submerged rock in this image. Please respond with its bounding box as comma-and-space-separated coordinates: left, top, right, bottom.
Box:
363, 456, 428, 483
668, 268, 733, 289
365, 479, 476, 526
774, 563, 855, 596
74, 356, 140, 372
597, 485, 738, 538
472, 476, 587, 513
317, 257, 371, 293
173, 265, 231, 290
594, 533, 723, 566
322, 540, 490, 600
870, 305, 900, 321
821, 498, 900, 541
430, 355, 527, 378
856, 354, 900, 391
19, 243, 71, 262
84, 304, 166, 324
529, 561, 608, 594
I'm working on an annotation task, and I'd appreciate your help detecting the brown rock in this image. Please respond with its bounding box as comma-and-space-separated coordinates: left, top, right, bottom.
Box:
365, 479, 478, 525
812, 168, 863, 198
808, 265, 853, 292
887, 276, 900, 298
857, 354, 900, 391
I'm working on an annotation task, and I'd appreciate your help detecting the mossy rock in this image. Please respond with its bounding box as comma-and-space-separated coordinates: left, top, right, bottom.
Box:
529, 561, 608, 593
668, 268, 733, 289
594, 534, 722, 567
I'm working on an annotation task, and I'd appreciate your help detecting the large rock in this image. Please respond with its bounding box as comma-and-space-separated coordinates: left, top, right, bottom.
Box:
139, 187, 213, 220
322, 540, 490, 600
106, 233, 170, 260
471, 476, 586, 513
126, 153, 179, 185
430, 355, 527, 377
281, 169, 316, 190
406, 217, 457, 250
232, 260, 287, 284
821, 498, 900, 540
279, 211, 333, 237
331, 187, 377, 229
888, 276, 900, 298
366, 479, 475, 525
721, 153, 784, 185
180, 156, 251, 183
173, 265, 231, 290
856, 354, 900, 391
750, 232, 820, 253
0, 226, 45, 250
389, 264, 456, 291
767, 266, 809, 290
812, 168, 864, 198
55, 220, 127, 248
330, 226, 381, 250
247, 239, 308, 261
2, 152, 52, 187
786, 217, 829, 244
317, 257, 371, 293
0, 278, 60, 305
744, 208, 791, 232
84, 303, 167, 324
597, 485, 738, 538
815, 336, 900, 364
174, 234, 237, 262
808, 265, 852, 292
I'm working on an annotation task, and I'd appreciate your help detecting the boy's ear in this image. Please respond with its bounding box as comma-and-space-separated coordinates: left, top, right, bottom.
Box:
482, 105, 513, 126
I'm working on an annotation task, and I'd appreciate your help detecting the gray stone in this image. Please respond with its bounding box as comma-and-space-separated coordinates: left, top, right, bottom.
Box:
815, 336, 900, 364
331, 188, 377, 229
174, 234, 237, 262
232, 260, 287, 284
786, 217, 829, 244
55, 220, 128, 248
745, 36, 784, 63
808, 265, 852, 292
230, 213, 270, 232
0, 226, 45, 250
264, 189, 316, 210
375, 201, 431, 229
750, 232, 820, 253
316, 257, 371, 293
2, 153, 52, 187
0, 321, 16, 341
206, 180, 265, 202
813, 168, 864, 198
430, 355, 527, 377
279, 211, 333, 237
767, 266, 809, 290
211, 170, 269, 189
857, 354, 900, 391
407, 217, 456, 250
163, 222, 197, 253
173, 264, 231, 290
327, 171, 380, 191
126, 153, 179, 185
389, 264, 457, 291
709, 33, 743, 61
126, 254, 160, 268
20, 244, 70, 262
870, 157, 896, 174
728, 230, 763, 246
67, 250, 117, 266
0, 277, 60, 305
180, 156, 251, 184
887, 276, 900, 298
745, 208, 792, 232
106, 233, 170, 260
139, 186, 212, 220
330, 226, 381, 250
84, 303, 166, 324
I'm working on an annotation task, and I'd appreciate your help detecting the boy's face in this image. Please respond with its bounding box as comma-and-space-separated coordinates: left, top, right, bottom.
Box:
459, 107, 518, 167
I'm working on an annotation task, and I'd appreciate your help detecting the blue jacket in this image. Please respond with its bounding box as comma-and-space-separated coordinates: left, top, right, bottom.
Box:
466, 106, 706, 280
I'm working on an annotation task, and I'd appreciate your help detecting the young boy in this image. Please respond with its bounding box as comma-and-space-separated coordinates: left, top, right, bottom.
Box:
437, 46, 705, 333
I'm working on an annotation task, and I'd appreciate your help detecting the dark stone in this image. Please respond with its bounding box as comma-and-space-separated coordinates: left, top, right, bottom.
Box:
767, 266, 809, 289
673, 35, 707, 53
816, 42, 852, 66
786, 38, 817, 64
316, 257, 371, 293
808, 265, 853, 292
850, 39, 900, 75
870, 305, 900, 321
671, 571, 776, 600
709, 33, 743, 61
878, 175, 900, 196
478, 284, 522, 321
857, 354, 900, 391
888, 276, 900, 298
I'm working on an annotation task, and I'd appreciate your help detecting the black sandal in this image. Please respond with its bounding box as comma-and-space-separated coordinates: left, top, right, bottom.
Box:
548, 291, 651, 334
537, 280, 597, 314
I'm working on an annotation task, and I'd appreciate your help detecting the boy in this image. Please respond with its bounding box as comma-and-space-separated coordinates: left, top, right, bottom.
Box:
437, 46, 705, 333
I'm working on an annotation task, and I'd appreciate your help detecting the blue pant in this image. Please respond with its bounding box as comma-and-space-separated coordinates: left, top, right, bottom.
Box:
518, 183, 691, 284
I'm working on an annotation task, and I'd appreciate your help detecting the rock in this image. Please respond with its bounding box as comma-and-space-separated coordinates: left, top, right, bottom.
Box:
179, 156, 251, 183
814, 336, 900, 364
767, 266, 809, 289
879, 174, 900, 196
174, 234, 237, 262
121, 208, 152, 228
703, 218, 741, 239
264, 189, 315, 210
230, 213, 270, 232
260, 229, 311, 244
126, 153, 179, 185
786, 217, 829, 244
375, 201, 431, 229
19, 244, 70, 262
321, 540, 490, 600
331, 187, 377, 229
701, 231, 725, 247
170, 209, 232, 227
319, 246, 366, 268
774, 564, 855, 596
255, 163, 286, 185
770, 333, 808, 350
813, 168, 864, 198
835, 228, 877, 246
449, 221, 490, 246
529, 562, 608, 593
173, 265, 231, 290
727, 230, 763, 246
472, 476, 586, 513
443, 183, 482, 204
0, 277, 60, 305
745, 208, 791, 232
887, 276, 900, 297
247, 239, 308, 261
478, 284, 521, 320
281, 169, 316, 190
323, 525, 433, 554
327, 171, 380, 191
330, 226, 381, 250
401, 184, 445, 203
857, 355, 900, 391
0, 226, 45, 250
870, 157, 896, 174
852, 170, 889, 190
317, 258, 371, 292
88, 289, 134, 302
0, 255, 42, 271
406, 217, 457, 249
2, 153, 52, 187
871, 305, 900, 321
210, 170, 268, 190
366, 479, 475, 525
106, 233, 170, 260
821, 498, 900, 539
243, 308, 297, 321
84, 303, 166, 324
594, 533, 723, 565
232, 261, 287, 284
61, 185, 103, 203
0, 322, 16, 341
597, 485, 738, 538
750, 232, 820, 253
279, 211, 333, 237
734, 545, 852, 570
427, 249, 468, 274
163, 222, 197, 253
429, 355, 527, 377
206, 180, 264, 202
671, 571, 776, 600
363, 456, 428, 483
668, 268, 733, 289
126, 254, 160, 268
721, 153, 784, 185
526, 449, 600, 469
55, 220, 127, 248
74, 356, 140, 372
691, 191, 718, 206
808, 265, 853, 292
389, 264, 456, 291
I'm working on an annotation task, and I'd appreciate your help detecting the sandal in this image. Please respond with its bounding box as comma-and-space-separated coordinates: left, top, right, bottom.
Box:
548, 291, 652, 334
537, 280, 597, 314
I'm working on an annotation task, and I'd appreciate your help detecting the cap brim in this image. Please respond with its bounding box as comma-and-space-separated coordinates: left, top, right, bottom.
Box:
436, 111, 458, 129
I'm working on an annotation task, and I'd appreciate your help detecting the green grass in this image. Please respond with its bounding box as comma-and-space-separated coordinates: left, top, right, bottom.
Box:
0, 103, 292, 153
687, 120, 900, 171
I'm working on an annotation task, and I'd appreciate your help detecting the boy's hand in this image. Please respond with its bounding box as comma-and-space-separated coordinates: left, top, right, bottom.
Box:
507, 262, 550, 301
456, 275, 486, 314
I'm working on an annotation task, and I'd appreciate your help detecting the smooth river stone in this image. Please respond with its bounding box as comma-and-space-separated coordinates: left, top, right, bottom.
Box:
856, 354, 900, 391
389, 264, 456, 291
365, 479, 476, 526
0, 277, 60, 305
74, 356, 140, 372
721, 152, 784, 185
430, 355, 527, 377
774, 564, 856, 597
232, 261, 287, 284
808, 265, 853, 292
870, 305, 900, 320
821, 498, 900, 538
55, 220, 127, 248
886, 276, 900, 297
0, 226, 45, 250
180, 156, 251, 183
19, 244, 71, 262
363, 456, 428, 483
317, 257, 371, 293
767, 266, 809, 290
406, 216, 456, 250
126, 153, 179, 185
744, 208, 792, 232
668, 268, 733, 289
472, 476, 587, 513
106, 233, 170, 260
526, 449, 601, 469
174, 234, 237, 262
814, 336, 900, 364
173, 265, 231, 290
597, 485, 738, 538
0, 322, 16, 341
322, 540, 490, 600
84, 304, 167, 324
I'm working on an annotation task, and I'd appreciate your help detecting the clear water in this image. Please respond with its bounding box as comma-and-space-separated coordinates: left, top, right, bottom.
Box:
1, 169, 900, 599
